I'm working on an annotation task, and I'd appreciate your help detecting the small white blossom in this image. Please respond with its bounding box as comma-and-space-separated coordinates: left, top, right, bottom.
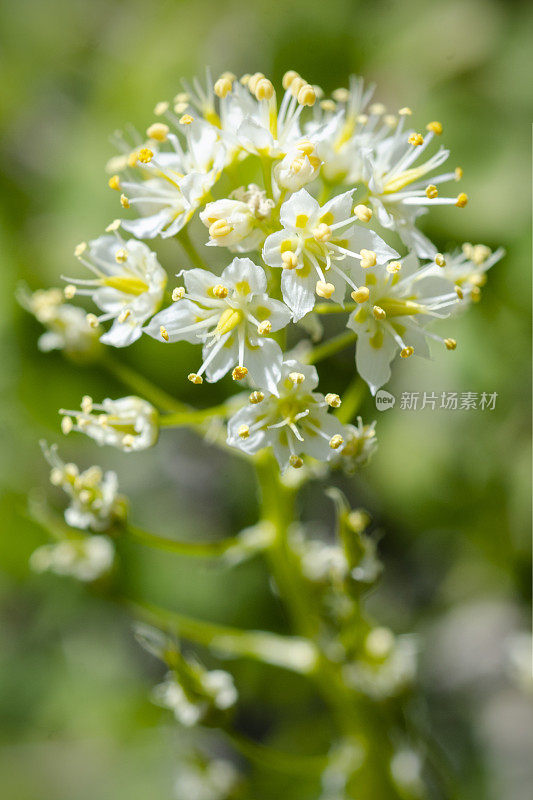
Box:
113, 118, 226, 239
173, 759, 240, 800
30, 535, 114, 582
342, 629, 418, 699
17, 286, 101, 357
200, 195, 266, 251
145, 258, 291, 392
153, 668, 237, 727
347, 253, 460, 393
65, 232, 167, 347
435, 243, 504, 304
273, 140, 322, 192
263, 188, 398, 320
59, 395, 159, 452
41, 442, 126, 530
363, 121, 467, 257
226, 360, 348, 470
338, 417, 377, 471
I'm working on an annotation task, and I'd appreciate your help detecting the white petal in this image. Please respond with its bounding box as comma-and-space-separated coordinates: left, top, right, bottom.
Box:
143, 301, 204, 343
100, 320, 142, 348
262, 230, 295, 269
281, 268, 316, 321
183, 268, 220, 296
244, 338, 282, 395
354, 328, 397, 395
222, 258, 266, 295
280, 188, 320, 229
321, 189, 354, 223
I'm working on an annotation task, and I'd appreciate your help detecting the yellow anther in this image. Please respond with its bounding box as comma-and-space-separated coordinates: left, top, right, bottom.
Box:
369, 102, 386, 115
356, 113, 368, 124
220, 71, 236, 82
86, 313, 99, 328
313, 223, 331, 242
400, 346, 414, 358
456, 192, 468, 208
216, 308, 243, 335
332, 88, 349, 103
74, 242, 87, 258
316, 281, 335, 299
290, 76, 307, 98
81, 395, 93, 413
291, 156, 306, 173
386, 261, 402, 274
105, 219, 121, 232
354, 204, 373, 222
232, 366, 248, 381
360, 249, 377, 268
160, 325, 169, 341
373, 305, 386, 320
325, 393, 341, 408
209, 219, 233, 238
137, 148, 153, 163
435, 253, 446, 267
174, 92, 189, 103
329, 434, 344, 450
115, 248, 128, 263
462, 243, 474, 259
455, 167, 463, 180
212, 284, 228, 299
61, 416, 73, 435
426, 121, 443, 135
472, 244, 491, 265
154, 101, 169, 116
249, 391, 265, 404
248, 72, 265, 94
281, 251, 298, 269
127, 151, 139, 167
122, 434, 135, 448
288, 371, 305, 385
64, 284, 76, 299
179, 114, 194, 125
240, 73, 251, 86
282, 70, 300, 90
297, 84, 316, 106
172, 287, 185, 301
188, 373, 203, 384
174, 102, 188, 114
214, 77, 233, 98
296, 140, 315, 156
384, 114, 397, 127
455, 285, 464, 300
444, 338, 457, 350
398, 107, 412, 116
238, 424, 250, 439
255, 78, 275, 100
118, 309, 131, 323
120, 194, 130, 209
425, 184, 438, 199
351, 286, 370, 303
108, 174, 121, 191
146, 122, 169, 141
289, 455, 304, 469
320, 99, 336, 112
408, 133, 424, 146
257, 320, 272, 335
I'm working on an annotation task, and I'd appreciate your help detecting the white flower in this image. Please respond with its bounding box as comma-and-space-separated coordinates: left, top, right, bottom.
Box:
41, 442, 127, 531
226, 360, 348, 471
342, 629, 418, 699
64, 230, 167, 347
59, 395, 159, 452
346, 253, 460, 393
262, 188, 398, 320
30, 535, 114, 582
173, 759, 240, 800
153, 668, 237, 727
145, 258, 291, 393
199, 191, 270, 251
436, 243, 504, 304
363, 121, 467, 257
338, 417, 377, 471
112, 117, 226, 239
273, 140, 322, 192
17, 286, 101, 357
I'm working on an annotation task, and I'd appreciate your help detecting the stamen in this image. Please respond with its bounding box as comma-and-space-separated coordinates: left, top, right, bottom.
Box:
146, 123, 169, 141
154, 101, 170, 116
426, 121, 443, 135
444, 338, 457, 350
257, 320, 272, 334
354, 204, 372, 222
435, 253, 446, 267
351, 286, 370, 303
172, 287, 185, 301
400, 346, 414, 358
297, 84, 316, 106
455, 193, 468, 207
232, 366, 248, 381
120, 194, 130, 209
408, 133, 424, 146
282, 70, 300, 90
64, 284, 76, 299
329, 434, 344, 449
282, 251, 298, 269
289, 454, 303, 468
137, 148, 154, 163
108, 175, 121, 191
316, 281, 335, 299
325, 393, 341, 408
214, 77, 233, 98
188, 373, 203, 384
209, 219, 233, 238
288, 372, 305, 385
386, 261, 402, 274
373, 305, 386, 320
425, 184, 438, 199
360, 249, 377, 268
160, 325, 169, 341
212, 284, 228, 299
179, 114, 194, 125
249, 391, 264, 404
238, 424, 250, 439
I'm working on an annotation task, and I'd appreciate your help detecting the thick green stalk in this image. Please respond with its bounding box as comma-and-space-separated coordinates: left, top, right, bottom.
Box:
306, 330, 357, 364
176, 227, 206, 268
102, 354, 187, 414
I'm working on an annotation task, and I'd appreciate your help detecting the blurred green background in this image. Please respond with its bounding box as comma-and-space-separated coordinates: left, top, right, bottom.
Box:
0, 0, 531, 798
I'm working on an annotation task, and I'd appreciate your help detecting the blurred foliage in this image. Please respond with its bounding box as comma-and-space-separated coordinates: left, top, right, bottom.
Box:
0, 0, 531, 798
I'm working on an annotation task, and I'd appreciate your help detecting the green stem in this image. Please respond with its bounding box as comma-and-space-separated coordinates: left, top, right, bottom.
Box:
130, 600, 317, 674
159, 402, 234, 428
176, 227, 205, 268
260, 156, 274, 198
306, 331, 357, 365
101, 354, 187, 414
126, 524, 237, 558
314, 302, 356, 315
224, 730, 328, 776
336, 375, 367, 424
